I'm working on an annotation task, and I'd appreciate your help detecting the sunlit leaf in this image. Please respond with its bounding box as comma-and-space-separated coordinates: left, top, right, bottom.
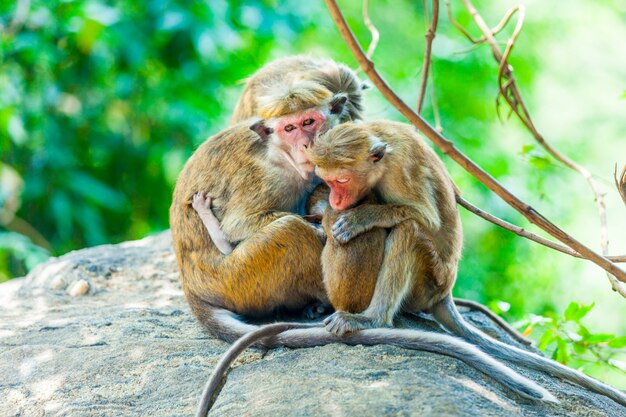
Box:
585, 334, 615, 344
564, 302, 595, 321
608, 336, 626, 348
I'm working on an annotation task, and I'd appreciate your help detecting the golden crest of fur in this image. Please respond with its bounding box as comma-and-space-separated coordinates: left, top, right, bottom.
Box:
258, 81, 333, 120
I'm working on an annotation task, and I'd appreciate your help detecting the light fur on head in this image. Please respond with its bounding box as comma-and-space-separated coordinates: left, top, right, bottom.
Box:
258, 80, 333, 120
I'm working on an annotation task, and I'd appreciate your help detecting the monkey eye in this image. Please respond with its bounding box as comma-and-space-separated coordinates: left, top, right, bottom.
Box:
337, 178, 350, 184
284, 124, 296, 132
302, 118, 315, 126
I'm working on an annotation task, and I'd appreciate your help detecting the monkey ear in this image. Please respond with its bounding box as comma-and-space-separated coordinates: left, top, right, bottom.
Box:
361, 81, 371, 90
369, 142, 387, 163
249, 120, 274, 140
329, 94, 348, 115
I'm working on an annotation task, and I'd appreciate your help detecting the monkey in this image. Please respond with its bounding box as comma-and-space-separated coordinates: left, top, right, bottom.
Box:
198, 178, 532, 344
191, 182, 556, 406
304, 185, 386, 313
172, 57, 556, 407
230, 55, 365, 125
304, 120, 626, 407
170, 56, 367, 344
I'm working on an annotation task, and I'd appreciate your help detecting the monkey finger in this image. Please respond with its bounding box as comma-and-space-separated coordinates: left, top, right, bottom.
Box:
333, 230, 353, 244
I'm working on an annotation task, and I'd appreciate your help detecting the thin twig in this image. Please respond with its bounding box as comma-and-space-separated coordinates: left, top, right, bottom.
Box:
417, 0, 439, 113
456, 196, 626, 265
458, 0, 624, 296
429, 77, 443, 132
323, 0, 626, 284
362, 0, 380, 60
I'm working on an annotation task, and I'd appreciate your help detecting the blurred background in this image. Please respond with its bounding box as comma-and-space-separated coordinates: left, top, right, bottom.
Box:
1, 0, 625, 386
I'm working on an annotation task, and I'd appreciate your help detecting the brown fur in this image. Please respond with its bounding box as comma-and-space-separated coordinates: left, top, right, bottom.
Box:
231, 56, 365, 124
321, 193, 386, 313
307, 120, 462, 330
171, 57, 365, 341
170, 123, 326, 322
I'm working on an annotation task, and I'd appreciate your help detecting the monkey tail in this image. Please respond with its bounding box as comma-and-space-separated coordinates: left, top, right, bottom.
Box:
198, 319, 556, 417
433, 295, 626, 407
276, 326, 557, 403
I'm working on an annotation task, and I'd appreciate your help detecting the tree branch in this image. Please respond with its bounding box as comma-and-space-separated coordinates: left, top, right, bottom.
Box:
323, 0, 626, 284
456, 196, 626, 265
362, 0, 380, 60
457, 0, 624, 296
417, 0, 439, 113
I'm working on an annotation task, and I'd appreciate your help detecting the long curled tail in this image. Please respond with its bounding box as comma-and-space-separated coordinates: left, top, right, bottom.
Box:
433, 295, 626, 407
195, 316, 557, 417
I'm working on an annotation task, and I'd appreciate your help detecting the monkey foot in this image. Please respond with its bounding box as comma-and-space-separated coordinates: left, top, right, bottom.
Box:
303, 301, 333, 320
323, 311, 376, 336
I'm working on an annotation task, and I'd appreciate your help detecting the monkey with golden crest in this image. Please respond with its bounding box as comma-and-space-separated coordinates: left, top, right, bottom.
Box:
170, 56, 366, 342
176, 57, 556, 404
304, 120, 626, 406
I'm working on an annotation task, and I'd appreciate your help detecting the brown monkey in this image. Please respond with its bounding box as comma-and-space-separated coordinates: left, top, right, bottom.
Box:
306, 185, 386, 313
306, 120, 626, 406
171, 57, 365, 343
230, 55, 365, 124
193, 184, 555, 404
174, 58, 555, 405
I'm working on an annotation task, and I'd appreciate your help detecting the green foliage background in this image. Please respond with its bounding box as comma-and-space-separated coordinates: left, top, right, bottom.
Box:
1, 0, 625, 387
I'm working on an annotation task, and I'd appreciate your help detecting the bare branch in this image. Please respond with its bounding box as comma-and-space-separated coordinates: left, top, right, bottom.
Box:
457, 0, 623, 296
417, 0, 439, 113
456, 196, 626, 264
362, 0, 380, 60
323, 0, 626, 284
445, 0, 483, 44
429, 77, 443, 132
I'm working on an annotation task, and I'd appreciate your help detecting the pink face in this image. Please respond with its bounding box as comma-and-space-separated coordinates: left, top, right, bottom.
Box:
318, 170, 368, 211
274, 110, 327, 173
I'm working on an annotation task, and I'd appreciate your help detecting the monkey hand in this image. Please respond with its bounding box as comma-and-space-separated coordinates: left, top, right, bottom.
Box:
191, 191, 213, 215
324, 311, 382, 336
331, 210, 372, 244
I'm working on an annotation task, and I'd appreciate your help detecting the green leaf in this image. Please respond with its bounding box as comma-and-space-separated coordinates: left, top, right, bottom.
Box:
585, 334, 615, 344
572, 342, 587, 355
521, 144, 535, 155
528, 154, 551, 170
555, 337, 570, 364
608, 336, 626, 348
538, 329, 555, 351
564, 302, 595, 322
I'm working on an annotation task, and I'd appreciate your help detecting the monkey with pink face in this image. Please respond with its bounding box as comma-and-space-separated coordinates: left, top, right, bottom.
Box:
173, 57, 558, 404
193, 118, 626, 406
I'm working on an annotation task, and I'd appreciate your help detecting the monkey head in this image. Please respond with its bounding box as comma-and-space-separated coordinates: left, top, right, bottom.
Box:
250, 81, 349, 180
307, 123, 389, 211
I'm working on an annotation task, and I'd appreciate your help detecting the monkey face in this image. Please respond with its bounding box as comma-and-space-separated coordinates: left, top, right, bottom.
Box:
317, 168, 370, 211
273, 110, 328, 173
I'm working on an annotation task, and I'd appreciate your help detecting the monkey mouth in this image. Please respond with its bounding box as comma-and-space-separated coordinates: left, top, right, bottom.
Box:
280, 150, 313, 181
329, 191, 354, 211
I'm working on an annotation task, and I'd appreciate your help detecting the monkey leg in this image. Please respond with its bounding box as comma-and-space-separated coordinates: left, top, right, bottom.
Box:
190, 214, 326, 317
325, 220, 431, 336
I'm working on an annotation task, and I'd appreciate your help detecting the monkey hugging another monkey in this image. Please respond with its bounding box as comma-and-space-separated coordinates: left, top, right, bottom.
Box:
169, 56, 626, 412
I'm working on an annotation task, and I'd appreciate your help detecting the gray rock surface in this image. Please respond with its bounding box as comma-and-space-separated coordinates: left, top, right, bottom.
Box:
1, 232, 624, 417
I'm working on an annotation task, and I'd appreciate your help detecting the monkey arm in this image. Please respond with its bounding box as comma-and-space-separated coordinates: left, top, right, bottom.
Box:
332, 203, 437, 244
192, 192, 234, 255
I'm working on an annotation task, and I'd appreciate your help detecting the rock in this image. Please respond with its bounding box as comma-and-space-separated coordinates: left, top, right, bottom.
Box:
0, 231, 624, 417
68, 279, 90, 297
